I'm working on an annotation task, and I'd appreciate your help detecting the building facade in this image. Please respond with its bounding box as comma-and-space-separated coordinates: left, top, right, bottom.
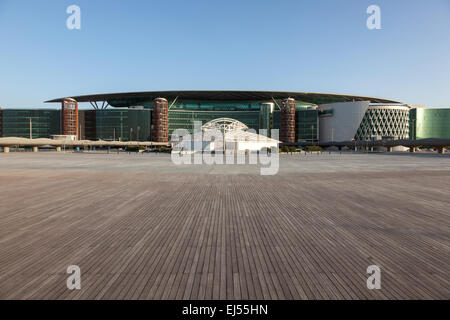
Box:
95, 109, 151, 142
296, 109, 319, 142
0, 109, 60, 139
410, 108, 450, 140
319, 102, 412, 143
354, 104, 410, 141
319, 101, 369, 143
1, 91, 448, 144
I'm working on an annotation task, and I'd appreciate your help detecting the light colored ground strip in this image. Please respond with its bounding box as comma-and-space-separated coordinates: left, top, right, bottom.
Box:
0, 153, 449, 300
0, 152, 450, 174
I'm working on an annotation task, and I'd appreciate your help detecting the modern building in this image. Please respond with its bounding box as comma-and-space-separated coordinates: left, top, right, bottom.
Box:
0, 109, 60, 139
0, 108, 151, 142
354, 104, 410, 141
94, 109, 151, 141
43, 91, 401, 143
1, 91, 449, 144
410, 107, 450, 140
319, 102, 411, 143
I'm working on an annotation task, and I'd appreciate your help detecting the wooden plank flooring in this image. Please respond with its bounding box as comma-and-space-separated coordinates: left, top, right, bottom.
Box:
0, 167, 449, 299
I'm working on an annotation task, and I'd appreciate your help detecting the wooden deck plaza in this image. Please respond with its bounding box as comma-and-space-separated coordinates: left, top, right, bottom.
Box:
0, 153, 449, 299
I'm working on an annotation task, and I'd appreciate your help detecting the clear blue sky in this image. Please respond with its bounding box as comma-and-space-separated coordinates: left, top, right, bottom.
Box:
0, 0, 449, 109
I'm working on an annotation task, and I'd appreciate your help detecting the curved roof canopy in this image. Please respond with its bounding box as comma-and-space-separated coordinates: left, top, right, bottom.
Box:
202, 118, 249, 133
173, 118, 280, 146
46, 90, 400, 107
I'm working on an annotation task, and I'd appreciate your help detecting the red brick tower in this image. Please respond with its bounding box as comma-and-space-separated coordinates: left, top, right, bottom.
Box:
61, 98, 79, 139
152, 98, 169, 142
281, 98, 296, 143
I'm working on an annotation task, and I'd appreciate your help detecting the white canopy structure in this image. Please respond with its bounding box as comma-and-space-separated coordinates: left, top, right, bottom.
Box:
202, 118, 249, 133
173, 118, 280, 153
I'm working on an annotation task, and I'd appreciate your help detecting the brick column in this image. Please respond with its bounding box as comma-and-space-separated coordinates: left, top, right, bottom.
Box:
281, 98, 295, 143
62, 98, 79, 140
152, 98, 169, 142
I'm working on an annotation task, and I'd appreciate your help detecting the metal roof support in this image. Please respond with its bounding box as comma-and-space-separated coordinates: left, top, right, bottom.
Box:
89, 101, 98, 110
271, 97, 281, 110
169, 96, 179, 110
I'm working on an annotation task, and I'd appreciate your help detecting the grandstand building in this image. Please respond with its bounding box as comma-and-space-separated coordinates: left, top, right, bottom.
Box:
0, 91, 449, 143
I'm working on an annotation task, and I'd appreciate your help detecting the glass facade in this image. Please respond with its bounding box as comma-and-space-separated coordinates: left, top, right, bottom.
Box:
259, 103, 274, 134
273, 111, 281, 131
168, 110, 259, 136
410, 108, 450, 139
169, 100, 314, 112
296, 110, 319, 142
167, 100, 316, 137
171, 101, 260, 111
1, 109, 60, 138
0, 101, 326, 143
355, 106, 410, 140
295, 104, 315, 111
79, 110, 96, 140
96, 109, 151, 141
